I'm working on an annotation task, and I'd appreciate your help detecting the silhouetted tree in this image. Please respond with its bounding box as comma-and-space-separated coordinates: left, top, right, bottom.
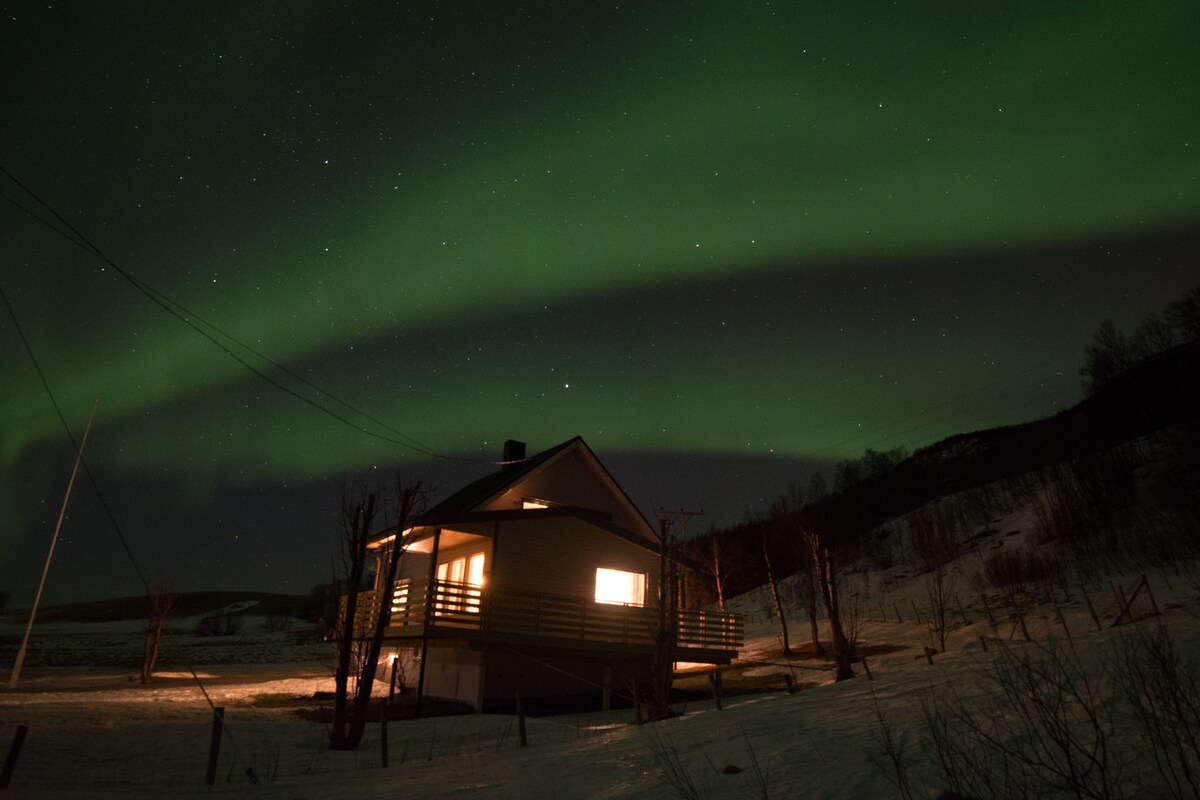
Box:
330, 480, 425, 750
1081, 319, 1134, 395
1166, 285, 1200, 342
140, 582, 175, 683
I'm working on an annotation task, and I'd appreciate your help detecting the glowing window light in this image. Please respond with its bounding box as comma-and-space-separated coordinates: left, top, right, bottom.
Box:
595, 568, 646, 607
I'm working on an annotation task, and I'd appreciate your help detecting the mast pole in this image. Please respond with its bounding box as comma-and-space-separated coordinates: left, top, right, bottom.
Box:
7, 399, 99, 690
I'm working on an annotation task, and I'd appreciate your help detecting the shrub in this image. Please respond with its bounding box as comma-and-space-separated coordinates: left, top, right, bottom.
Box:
196, 612, 244, 637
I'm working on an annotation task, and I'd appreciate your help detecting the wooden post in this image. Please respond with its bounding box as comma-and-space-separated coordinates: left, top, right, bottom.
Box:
1051, 594, 1071, 640
1143, 574, 1161, 616
924, 646, 936, 666
380, 697, 389, 768
784, 673, 796, 694
1, 725, 28, 790
1017, 612, 1031, 642
1081, 585, 1102, 631
978, 634, 988, 652
205, 707, 224, 786
516, 690, 528, 746
981, 594, 995, 626
709, 668, 723, 710
861, 658, 873, 681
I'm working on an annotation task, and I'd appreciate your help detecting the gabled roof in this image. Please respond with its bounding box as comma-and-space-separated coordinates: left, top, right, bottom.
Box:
418, 437, 578, 522
410, 436, 657, 542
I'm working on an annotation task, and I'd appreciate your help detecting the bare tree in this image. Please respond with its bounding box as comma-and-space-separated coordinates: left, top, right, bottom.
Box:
330, 480, 425, 750
807, 527, 854, 681
648, 516, 679, 722
701, 533, 731, 612
760, 521, 793, 657
925, 565, 953, 653
140, 582, 175, 684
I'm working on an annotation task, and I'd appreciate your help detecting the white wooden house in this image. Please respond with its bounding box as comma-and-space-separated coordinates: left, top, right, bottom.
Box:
353, 437, 743, 712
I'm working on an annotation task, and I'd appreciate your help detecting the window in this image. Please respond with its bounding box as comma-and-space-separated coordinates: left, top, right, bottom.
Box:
436, 552, 486, 613
522, 499, 549, 509
594, 568, 646, 607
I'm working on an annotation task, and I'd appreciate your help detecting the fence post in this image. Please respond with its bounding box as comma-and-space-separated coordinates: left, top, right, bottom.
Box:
1, 725, 28, 790
709, 669, 723, 710
516, 691, 528, 746
1081, 585, 1102, 631
205, 707, 224, 786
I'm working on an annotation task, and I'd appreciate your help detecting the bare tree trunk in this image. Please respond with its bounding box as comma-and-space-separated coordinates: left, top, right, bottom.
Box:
802, 549, 825, 657
762, 528, 792, 657
140, 583, 175, 684
346, 483, 423, 748
710, 536, 726, 612
330, 493, 376, 750
809, 532, 853, 681
649, 518, 677, 721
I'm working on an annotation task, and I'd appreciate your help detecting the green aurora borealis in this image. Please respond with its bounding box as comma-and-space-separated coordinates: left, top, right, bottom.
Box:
2, 3, 1198, 600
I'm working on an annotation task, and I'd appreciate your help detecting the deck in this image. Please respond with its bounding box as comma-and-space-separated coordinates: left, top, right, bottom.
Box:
350, 578, 743, 663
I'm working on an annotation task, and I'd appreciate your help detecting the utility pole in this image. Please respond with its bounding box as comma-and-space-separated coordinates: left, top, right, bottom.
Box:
8, 399, 98, 690
658, 508, 703, 611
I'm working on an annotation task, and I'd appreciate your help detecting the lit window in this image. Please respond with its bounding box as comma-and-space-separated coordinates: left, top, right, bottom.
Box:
595, 568, 646, 607
522, 499, 549, 509
436, 552, 486, 613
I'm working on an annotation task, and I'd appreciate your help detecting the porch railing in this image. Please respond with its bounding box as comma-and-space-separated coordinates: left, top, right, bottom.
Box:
350, 578, 743, 656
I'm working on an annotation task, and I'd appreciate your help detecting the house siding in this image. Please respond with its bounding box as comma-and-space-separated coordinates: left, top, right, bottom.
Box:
489, 517, 659, 603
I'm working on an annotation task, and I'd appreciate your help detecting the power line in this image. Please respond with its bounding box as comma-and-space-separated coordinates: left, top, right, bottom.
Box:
0, 283, 151, 594
0, 165, 488, 465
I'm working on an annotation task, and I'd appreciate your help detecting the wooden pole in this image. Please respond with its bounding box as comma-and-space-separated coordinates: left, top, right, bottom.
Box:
0, 726, 28, 790
380, 697, 389, 768
415, 528, 442, 717
1142, 574, 1161, 616
955, 595, 969, 626
516, 691, 527, 746
709, 668, 723, 710
205, 707, 224, 786
1081, 585, 1102, 631
861, 658, 873, 681
978, 634, 988, 652
602, 666, 612, 712
1051, 594, 1071, 640
8, 401, 97, 690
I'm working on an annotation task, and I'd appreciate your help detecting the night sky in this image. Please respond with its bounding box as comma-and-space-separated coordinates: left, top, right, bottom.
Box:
3, 4, 1198, 604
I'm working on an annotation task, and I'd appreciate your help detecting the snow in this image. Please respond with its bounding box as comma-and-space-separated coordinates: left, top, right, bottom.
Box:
2, 561, 1198, 798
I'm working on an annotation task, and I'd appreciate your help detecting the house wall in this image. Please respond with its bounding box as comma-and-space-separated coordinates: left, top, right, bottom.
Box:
391, 643, 482, 708
490, 448, 655, 544
491, 516, 659, 602
478, 648, 652, 713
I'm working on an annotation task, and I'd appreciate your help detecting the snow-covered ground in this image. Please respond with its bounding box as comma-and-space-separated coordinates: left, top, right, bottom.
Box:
2, 554, 1199, 798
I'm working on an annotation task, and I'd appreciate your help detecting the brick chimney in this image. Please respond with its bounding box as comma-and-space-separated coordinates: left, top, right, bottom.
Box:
501, 439, 526, 468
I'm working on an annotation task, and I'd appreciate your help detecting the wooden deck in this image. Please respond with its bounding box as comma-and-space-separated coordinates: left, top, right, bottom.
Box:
351, 579, 743, 662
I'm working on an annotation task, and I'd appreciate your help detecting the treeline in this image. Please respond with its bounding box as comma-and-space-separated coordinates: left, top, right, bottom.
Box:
1081, 285, 1200, 394
684, 285, 1200, 665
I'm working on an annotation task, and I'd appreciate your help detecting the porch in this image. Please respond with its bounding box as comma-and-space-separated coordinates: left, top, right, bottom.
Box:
351, 578, 743, 663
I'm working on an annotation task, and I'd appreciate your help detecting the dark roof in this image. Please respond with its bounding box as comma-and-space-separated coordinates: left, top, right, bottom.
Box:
414, 437, 581, 525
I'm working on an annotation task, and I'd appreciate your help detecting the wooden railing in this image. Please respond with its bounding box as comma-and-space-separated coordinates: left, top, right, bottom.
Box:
350, 578, 743, 656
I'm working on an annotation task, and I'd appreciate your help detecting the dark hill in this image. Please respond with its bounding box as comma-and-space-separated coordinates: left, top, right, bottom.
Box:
1, 591, 312, 624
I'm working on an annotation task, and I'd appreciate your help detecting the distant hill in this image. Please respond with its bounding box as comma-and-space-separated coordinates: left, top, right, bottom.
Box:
1, 591, 313, 624
817, 338, 1200, 532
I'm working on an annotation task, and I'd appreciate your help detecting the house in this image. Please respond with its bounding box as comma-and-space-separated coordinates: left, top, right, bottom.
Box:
353, 436, 743, 712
